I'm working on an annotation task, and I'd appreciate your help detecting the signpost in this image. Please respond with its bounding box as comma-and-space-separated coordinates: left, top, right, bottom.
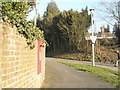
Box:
90, 36, 97, 66
90, 9, 97, 66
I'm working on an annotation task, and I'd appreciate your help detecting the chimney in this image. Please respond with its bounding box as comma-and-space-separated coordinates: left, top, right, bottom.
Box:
101, 26, 104, 33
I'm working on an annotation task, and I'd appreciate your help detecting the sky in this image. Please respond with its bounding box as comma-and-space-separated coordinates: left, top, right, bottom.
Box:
27, 0, 119, 33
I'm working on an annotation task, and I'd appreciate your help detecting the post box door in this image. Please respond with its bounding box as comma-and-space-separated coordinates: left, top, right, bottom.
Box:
38, 40, 42, 74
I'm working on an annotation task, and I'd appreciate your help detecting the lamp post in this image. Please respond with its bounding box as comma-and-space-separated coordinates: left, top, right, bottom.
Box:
90, 9, 94, 36
90, 9, 96, 66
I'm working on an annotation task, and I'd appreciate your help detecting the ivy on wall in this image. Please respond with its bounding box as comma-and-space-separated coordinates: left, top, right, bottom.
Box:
0, 2, 45, 49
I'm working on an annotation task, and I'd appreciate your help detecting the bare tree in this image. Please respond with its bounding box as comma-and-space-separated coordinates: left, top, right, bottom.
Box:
96, 0, 119, 26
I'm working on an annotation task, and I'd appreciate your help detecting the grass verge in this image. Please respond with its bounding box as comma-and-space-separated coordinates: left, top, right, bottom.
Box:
56, 61, 120, 88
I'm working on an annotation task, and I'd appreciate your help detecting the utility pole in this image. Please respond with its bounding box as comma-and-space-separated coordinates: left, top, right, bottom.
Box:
90, 9, 97, 66
34, 0, 38, 26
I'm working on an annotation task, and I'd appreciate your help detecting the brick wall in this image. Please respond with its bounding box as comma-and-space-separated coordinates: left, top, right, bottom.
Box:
0, 22, 46, 88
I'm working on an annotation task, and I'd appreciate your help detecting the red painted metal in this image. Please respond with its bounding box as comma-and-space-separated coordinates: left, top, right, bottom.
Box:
38, 40, 42, 74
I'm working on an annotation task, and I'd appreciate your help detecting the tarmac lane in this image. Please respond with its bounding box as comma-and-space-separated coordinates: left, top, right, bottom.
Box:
41, 58, 116, 88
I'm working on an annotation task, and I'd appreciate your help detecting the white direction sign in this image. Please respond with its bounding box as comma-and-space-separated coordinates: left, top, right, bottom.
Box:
90, 36, 97, 44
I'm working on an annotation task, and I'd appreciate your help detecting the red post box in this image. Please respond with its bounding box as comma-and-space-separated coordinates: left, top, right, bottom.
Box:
38, 40, 42, 74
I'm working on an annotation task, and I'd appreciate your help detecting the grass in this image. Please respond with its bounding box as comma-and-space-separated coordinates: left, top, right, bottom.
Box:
56, 61, 120, 88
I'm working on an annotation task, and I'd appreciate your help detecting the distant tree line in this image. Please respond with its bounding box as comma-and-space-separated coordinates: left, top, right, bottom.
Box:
37, 0, 91, 53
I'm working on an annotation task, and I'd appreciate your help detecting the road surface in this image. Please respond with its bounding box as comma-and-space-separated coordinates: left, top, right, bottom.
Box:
42, 57, 115, 88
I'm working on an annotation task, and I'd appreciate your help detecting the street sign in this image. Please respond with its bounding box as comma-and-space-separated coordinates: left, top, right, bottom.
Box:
90, 36, 97, 44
